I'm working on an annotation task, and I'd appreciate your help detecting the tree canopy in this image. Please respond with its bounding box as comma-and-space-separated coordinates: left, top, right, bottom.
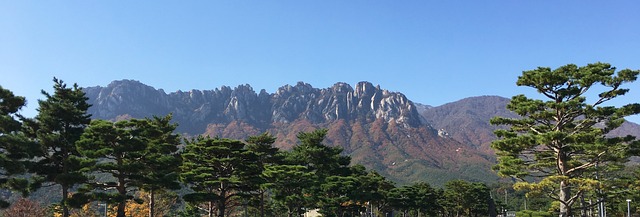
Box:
77, 119, 151, 217
491, 62, 640, 217
0, 86, 36, 208
23, 78, 92, 217
180, 137, 259, 217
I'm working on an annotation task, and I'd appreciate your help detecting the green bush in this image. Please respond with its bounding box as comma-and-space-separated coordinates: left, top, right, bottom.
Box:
516, 210, 552, 217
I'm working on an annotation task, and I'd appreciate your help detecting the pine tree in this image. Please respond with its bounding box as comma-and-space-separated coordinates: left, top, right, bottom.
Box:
0, 86, 37, 208
245, 133, 281, 217
441, 180, 490, 217
287, 129, 351, 180
24, 78, 92, 217
137, 115, 181, 217
317, 165, 387, 217
319, 174, 360, 217
359, 170, 395, 217
76, 119, 150, 217
286, 129, 351, 212
261, 164, 315, 217
411, 182, 441, 217
180, 137, 259, 217
491, 63, 640, 217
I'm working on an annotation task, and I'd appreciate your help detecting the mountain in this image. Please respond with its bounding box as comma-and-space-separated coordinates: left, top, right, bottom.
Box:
421, 95, 640, 158
84, 80, 498, 185
609, 121, 640, 138
84, 80, 640, 186
420, 96, 517, 155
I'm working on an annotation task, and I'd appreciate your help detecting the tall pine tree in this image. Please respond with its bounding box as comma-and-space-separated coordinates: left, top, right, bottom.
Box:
262, 164, 315, 217
491, 63, 640, 217
245, 132, 281, 217
286, 129, 351, 211
181, 137, 259, 217
138, 115, 181, 217
0, 86, 37, 208
24, 78, 92, 217
287, 129, 351, 180
77, 118, 169, 217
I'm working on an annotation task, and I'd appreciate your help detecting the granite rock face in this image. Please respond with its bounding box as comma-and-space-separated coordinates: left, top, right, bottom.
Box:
85, 80, 427, 134
84, 80, 497, 185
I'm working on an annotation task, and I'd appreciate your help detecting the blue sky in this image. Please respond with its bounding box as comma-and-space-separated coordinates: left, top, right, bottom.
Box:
1, 1, 639, 122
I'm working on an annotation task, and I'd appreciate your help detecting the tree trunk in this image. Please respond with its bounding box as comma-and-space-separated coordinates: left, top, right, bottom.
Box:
62, 184, 69, 217
116, 182, 127, 217
559, 180, 571, 217
116, 201, 126, 217
209, 201, 215, 217
149, 190, 155, 217
580, 194, 586, 217
116, 157, 127, 217
260, 191, 265, 217
557, 147, 572, 217
217, 196, 226, 217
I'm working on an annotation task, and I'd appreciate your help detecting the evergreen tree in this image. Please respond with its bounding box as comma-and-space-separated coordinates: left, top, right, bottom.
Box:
287, 129, 351, 180
411, 182, 441, 217
262, 164, 315, 217
138, 115, 181, 217
319, 174, 362, 217
387, 185, 416, 216
286, 129, 351, 211
442, 180, 490, 217
0, 86, 37, 208
245, 133, 281, 217
621, 166, 640, 216
467, 182, 491, 217
491, 63, 640, 217
318, 165, 387, 217
359, 170, 395, 217
180, 137, 259, 217
76, 119, 150, 217
23, 78, 92, 217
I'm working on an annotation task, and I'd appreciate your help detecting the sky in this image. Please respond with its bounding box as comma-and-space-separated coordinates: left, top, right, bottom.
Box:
1, 1, 640, 122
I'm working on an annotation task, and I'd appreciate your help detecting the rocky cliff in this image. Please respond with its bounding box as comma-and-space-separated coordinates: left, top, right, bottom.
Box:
84, 80, 498, 185
85, 80, 425, 134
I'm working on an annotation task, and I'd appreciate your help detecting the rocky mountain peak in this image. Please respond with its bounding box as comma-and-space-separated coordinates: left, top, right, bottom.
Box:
330, 82, 353, 93
275, 82, 316, 96
354, 81, 378, 98
85, 80, 427, 133
84, 79, 170, 119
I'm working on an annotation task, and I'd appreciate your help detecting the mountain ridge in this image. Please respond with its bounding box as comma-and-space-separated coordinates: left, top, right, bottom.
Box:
84, 80, 498, 185
83, 80, 640, 185
85, 80, 428, 134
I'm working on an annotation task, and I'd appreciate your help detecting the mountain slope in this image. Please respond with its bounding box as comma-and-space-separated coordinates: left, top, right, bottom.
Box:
84, 81, 640, 185
84, 80, 499, 185
420, 96, 517, 155
421, 95, 640, 157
